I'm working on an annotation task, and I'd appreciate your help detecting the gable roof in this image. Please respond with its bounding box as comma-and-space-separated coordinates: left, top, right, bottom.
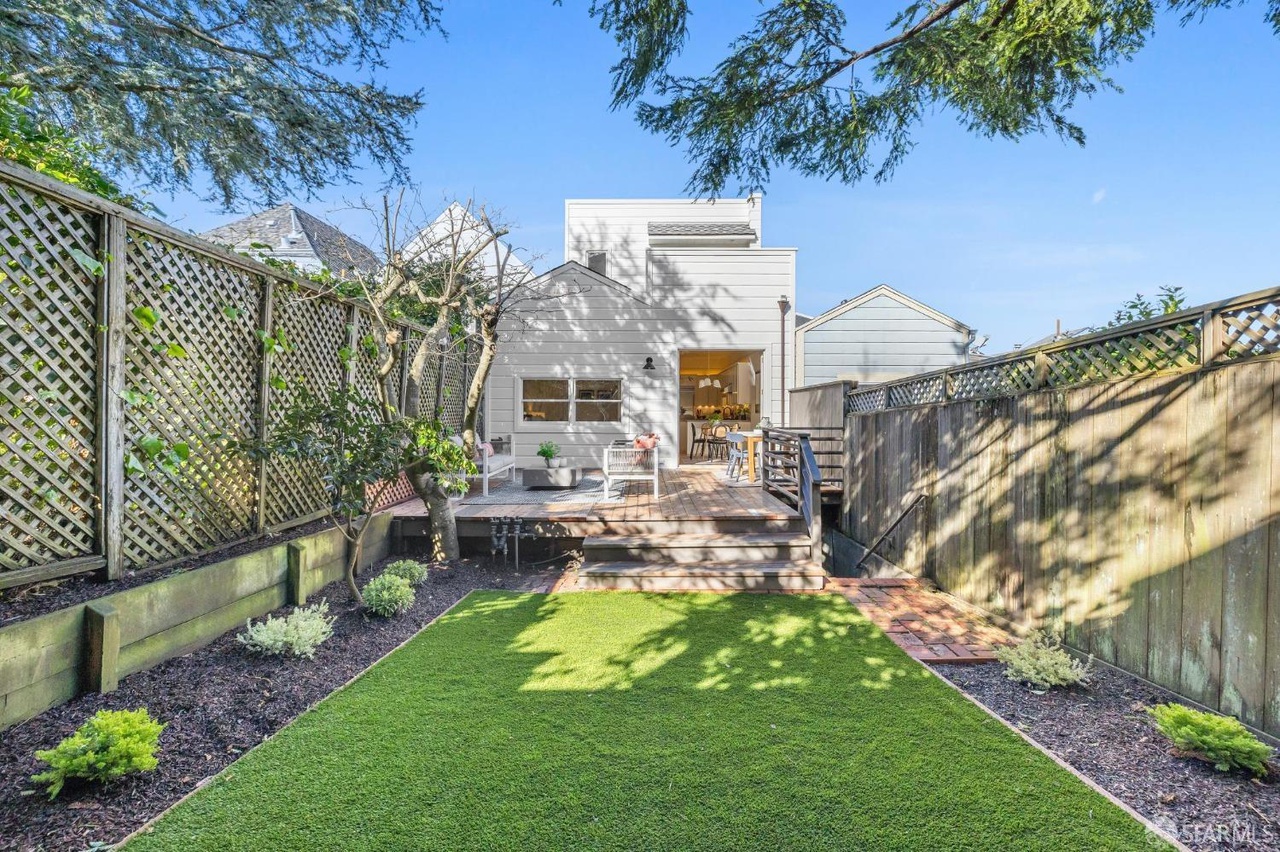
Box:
201, 203, 381, 277
797, 284, 971, 335
531, 260, 652, 307
647, 222, 756, 237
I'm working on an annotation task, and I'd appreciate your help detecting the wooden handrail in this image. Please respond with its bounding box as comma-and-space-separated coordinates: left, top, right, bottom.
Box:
761, 428, 824, 555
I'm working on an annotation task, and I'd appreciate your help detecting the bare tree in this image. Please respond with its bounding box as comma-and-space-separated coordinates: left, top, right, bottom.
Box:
340, 194, 581, 560
349, 193, 504, 560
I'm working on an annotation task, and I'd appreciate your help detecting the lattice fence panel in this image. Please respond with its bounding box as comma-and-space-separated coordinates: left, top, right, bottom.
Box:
349, 309, 386, 403
439, 346, 468, 432
261, 290, 349, 528
370, 472, 416, 511
0, 183, 100, 571
121, 230, 261, 567
846, 387, 887, 413
886, 375, 945, 408
950, 358, 1039, 401
1045, 323, 1199, 386
1221, 300, 1280, 359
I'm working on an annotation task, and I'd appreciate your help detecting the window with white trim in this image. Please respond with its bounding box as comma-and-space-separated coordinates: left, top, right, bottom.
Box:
521, 379, 569, 422
575, 379, 622, 422
521, 378, 622, 423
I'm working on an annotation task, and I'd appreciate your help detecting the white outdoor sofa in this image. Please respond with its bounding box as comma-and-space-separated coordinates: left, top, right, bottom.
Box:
603, 439, 660, 499
451, 434, 516, 496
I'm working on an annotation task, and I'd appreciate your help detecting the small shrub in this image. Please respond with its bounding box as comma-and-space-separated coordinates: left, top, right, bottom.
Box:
32, 708, 164, 799
994, 631, 1092, 691
1149, 703, 1273, 778
363, 573, 415, 617
237, 601, 335, 659
382, 559, 428, 586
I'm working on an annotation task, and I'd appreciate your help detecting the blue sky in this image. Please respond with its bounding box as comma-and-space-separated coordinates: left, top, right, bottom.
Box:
157, 1, 1280, 352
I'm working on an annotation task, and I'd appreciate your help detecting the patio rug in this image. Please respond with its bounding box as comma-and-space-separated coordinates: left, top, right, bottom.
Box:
463, 475, 625, 505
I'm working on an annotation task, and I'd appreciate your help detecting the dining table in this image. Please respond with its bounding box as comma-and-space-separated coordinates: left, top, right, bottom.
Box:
729, 430, 765, 482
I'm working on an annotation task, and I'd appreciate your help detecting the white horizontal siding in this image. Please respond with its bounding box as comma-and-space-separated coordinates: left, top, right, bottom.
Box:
488, 247, 797, 466
799, 293, 970, 386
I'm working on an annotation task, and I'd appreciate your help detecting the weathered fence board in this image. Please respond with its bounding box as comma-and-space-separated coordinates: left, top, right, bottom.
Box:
0, 159, 473, 587
843, 355, 1280, 737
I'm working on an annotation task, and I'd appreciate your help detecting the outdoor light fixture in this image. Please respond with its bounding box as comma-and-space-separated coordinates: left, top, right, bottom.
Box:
643, 357, 656, 371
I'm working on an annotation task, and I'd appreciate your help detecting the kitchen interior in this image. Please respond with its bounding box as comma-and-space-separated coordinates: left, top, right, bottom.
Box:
678, 349, 763, 460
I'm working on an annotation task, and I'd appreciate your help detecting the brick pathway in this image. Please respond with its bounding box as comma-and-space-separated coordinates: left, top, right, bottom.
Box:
828, 577, 1012, 664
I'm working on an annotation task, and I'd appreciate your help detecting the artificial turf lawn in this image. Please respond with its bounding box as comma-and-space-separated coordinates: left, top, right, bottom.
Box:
126, 591, 1162, 851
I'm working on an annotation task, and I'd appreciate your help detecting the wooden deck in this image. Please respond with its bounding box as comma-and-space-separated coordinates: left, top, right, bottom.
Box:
392, 467, 800, 539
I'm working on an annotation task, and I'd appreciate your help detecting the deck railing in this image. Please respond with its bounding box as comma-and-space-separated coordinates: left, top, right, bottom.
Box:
760, 428, 823, 551
846, 284, 1280, 413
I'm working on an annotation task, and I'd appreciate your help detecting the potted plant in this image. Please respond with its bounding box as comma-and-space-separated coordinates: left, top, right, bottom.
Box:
537, 441, 562, 468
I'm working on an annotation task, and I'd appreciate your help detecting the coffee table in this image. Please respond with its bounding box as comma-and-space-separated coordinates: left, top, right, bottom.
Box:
521, 467, 583, 489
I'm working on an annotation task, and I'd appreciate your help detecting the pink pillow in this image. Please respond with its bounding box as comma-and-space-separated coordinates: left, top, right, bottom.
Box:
478, 441, 494, 458
633, 434, 659, 450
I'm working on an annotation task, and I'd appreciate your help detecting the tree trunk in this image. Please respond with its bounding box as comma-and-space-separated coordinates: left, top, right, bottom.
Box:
461, 314, 498, 459
408, 466, 459, 560
343, 531, 364, 603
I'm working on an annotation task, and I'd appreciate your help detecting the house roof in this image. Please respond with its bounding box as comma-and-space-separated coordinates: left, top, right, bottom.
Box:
403, 202, 530, 281
647, 222, 756, 237
797, 284, 972, 335
201, 204, 381, 277
531, 260, 652, 307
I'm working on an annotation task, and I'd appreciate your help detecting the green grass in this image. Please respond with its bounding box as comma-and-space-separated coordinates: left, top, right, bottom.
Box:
127, 592, 1161, 851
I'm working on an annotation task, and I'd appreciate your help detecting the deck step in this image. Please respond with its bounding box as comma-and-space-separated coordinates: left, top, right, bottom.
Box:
582, 532, 814, 564
577, 560, 827, 592
453, 516, 804, 540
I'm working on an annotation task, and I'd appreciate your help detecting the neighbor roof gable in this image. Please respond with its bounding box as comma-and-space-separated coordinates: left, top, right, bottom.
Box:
798, 284, 970, 334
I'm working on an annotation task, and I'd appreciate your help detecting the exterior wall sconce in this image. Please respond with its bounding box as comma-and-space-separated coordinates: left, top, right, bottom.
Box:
643, 357, 656, 371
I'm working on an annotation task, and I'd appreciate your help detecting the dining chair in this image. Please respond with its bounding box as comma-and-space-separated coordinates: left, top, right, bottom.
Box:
725, 432, 747, 481
690, 422, 713, 458
708, 424, 730, 460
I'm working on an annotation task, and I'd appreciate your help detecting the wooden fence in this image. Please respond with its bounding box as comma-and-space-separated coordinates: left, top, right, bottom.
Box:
1, 160, 473, 590
842, 284, 1280, 737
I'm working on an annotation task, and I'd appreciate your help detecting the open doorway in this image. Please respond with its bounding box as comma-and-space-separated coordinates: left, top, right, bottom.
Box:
677, 349, 763, 463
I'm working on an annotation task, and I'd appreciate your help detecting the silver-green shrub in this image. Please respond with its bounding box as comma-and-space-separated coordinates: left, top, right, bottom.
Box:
382, 559, 428, 586
237, 601, 335, 659
363, 573, 415, 617
994, 631, 1092, 691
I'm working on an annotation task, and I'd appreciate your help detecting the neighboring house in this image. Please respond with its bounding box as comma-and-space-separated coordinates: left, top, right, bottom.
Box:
201, 203, 381, 278
484, 196, 797, 469
795, 285, 974, 387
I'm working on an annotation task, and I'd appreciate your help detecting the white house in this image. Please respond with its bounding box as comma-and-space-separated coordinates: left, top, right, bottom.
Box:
795, 285, 974, 387
484, 197, 797, 469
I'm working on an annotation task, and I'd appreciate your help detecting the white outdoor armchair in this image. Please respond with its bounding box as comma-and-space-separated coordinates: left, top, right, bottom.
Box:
603, 438, 660, 499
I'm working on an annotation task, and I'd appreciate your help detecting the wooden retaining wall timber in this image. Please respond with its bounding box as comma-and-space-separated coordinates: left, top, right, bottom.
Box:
843, 357, 1280, 738
0, 513, 394, 731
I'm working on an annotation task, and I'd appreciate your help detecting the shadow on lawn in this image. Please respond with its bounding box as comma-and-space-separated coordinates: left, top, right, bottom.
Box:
438, 592, 928, 695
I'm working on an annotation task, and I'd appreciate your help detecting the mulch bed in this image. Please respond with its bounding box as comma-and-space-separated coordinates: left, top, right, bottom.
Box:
936, 662, 1280, 851
0, 555, 565, 852
0, 519, 336, 627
